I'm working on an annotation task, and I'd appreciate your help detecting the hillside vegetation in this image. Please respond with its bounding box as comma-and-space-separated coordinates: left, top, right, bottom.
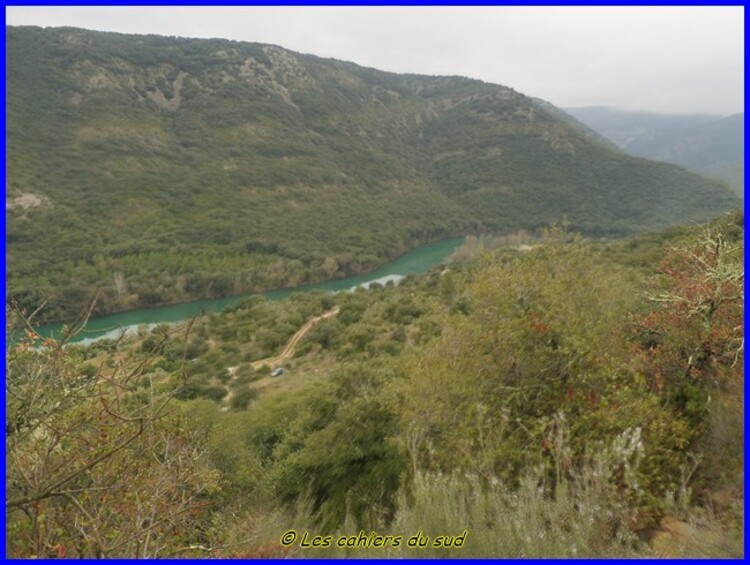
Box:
6, 213, 744, 558
565, 107, 744, 196
6, 26, 739, 323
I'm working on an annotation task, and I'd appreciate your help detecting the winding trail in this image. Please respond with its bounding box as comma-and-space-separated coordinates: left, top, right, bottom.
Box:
223, 306, 339, 401
250, 306, 340, 370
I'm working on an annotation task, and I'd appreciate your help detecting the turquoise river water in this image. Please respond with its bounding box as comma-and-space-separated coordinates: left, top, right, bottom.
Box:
32, 238, 465, 345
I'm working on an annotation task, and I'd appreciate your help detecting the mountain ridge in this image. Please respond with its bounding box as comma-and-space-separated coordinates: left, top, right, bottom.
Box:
564, 106, 744, 196
6, 25, 739, 322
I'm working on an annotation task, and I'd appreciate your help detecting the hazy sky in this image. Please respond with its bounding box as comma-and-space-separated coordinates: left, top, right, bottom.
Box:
6, 6, 744, 115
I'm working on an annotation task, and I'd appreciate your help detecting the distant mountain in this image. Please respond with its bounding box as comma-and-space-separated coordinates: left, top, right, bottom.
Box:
6, 26, 740, 322
530, 98, 621, 150
565, 107, 744, 196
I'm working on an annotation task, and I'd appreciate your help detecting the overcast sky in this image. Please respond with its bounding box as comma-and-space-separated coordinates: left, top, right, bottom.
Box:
6, 6, 744, 116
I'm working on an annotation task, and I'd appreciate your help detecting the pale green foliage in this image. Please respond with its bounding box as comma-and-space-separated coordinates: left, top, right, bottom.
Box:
396, 443, 642, 557
392, 228, 703, 512
286, 423, 646, 558
396, 230, 641, 476
181, 399, 267, 496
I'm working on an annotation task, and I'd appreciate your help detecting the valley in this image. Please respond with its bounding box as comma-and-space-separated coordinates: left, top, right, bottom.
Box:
5, 24, 744, 559
8, 213, 743, 557
6, 26, 739, 324
29, 237, 464, 344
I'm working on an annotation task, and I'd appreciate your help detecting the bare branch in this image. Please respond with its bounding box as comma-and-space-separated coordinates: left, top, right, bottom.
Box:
6, 418, 144, 510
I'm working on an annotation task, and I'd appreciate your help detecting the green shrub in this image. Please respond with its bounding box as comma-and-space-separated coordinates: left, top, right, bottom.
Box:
231, 388, 258, 411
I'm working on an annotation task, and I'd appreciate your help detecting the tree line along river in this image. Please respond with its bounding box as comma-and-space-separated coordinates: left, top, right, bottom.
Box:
30, 238, 465, 345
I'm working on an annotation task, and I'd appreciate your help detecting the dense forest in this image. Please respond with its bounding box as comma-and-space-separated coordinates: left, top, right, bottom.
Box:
7, 213, 743, 557
6, 26, 739, 324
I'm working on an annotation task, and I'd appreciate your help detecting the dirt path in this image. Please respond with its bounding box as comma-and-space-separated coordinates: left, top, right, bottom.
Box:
249, 306, 339, 370
223, 306, 339, 402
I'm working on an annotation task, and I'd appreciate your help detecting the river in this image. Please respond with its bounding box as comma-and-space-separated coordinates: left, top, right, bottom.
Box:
32, 238, 465, 345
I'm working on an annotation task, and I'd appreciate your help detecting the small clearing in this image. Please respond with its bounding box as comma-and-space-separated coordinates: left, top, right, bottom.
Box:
6, 192, 46, 210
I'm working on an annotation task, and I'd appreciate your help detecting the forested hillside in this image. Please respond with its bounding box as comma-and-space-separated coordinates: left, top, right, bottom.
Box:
565, 107, 744, 196
6, 26, 739, 323
7, 213, 743, 557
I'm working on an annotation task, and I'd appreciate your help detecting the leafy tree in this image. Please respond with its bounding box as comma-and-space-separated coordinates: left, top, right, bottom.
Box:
393, 227, 693, 501
270, 367, 407, 531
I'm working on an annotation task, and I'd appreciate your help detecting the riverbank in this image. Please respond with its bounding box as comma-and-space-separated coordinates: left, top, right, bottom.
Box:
28, 238, 465, 344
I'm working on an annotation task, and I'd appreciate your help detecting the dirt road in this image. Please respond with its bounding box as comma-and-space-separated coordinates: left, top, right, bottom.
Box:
249, 306, 339, 370
224, 306, 340, 401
